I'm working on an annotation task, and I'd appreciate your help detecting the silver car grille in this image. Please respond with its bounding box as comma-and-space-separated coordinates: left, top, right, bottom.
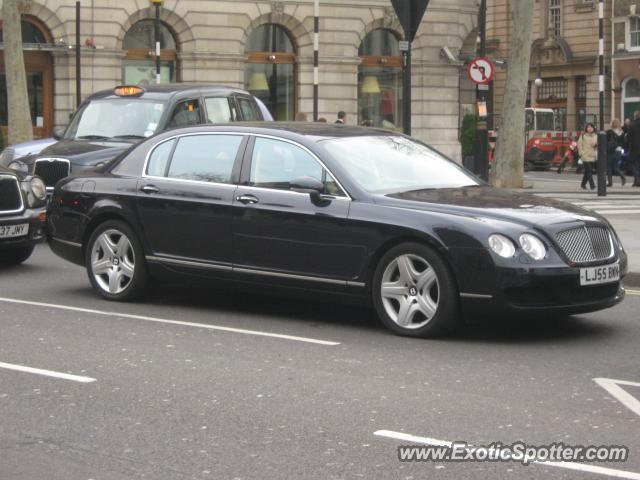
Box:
34, 158, 71, 189
555, 226, 613, 264
0, 174, 24, 215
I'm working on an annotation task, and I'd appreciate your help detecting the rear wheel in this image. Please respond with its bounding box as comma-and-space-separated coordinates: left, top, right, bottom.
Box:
372, 242, 460, 337
0, 246, 35, 265
85, 220, 148, 301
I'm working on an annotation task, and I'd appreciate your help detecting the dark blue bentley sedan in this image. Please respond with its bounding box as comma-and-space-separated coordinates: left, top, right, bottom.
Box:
46, 123, 627, 337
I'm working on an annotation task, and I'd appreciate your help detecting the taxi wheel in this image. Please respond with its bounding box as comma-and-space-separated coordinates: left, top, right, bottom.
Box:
85, 220, 148, 301
0, 246, 35, 265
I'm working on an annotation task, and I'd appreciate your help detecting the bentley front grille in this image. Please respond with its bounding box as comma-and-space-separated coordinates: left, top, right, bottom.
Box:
555, 226, 613, 264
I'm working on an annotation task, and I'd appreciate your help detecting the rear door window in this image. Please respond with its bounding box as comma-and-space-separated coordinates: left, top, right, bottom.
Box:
167, 134, 243, 184
205, 97, 234, 123
146, 138, 176, 177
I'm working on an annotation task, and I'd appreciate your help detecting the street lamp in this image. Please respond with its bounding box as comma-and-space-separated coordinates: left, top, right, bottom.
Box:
151, 0, 162, 84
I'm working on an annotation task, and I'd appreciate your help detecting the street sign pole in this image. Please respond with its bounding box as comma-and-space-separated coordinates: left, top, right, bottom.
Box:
474, 0, 489, 180
391, 0, 431, 137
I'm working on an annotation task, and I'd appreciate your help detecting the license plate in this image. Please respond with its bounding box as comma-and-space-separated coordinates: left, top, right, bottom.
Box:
580, 263, 620, 286
0, 223, 29, 239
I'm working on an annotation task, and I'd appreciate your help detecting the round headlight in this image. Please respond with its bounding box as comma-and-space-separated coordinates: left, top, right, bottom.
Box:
519, 233, 546, 260
488, 234, 516, 258
30, 176, 47, 201
8, 160, 28, 175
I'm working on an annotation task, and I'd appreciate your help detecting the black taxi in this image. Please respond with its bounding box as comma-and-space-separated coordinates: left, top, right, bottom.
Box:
2, 84, 269, 191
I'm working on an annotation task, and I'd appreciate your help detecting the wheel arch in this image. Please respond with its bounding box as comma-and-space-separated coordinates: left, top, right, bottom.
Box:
364, 234, 462, 296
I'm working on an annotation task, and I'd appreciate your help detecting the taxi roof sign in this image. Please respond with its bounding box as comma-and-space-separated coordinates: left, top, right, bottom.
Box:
114, 86, 145, 97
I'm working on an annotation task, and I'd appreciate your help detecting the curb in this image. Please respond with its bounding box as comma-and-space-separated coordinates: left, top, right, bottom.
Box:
626, 272, 640, 289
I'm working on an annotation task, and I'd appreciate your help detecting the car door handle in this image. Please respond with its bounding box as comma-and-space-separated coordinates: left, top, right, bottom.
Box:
140, 185, 160, 195
236, 194, 259, 204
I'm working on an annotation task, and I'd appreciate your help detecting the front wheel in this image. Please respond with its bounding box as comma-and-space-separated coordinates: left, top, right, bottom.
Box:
85, 220, 148, 301
0, 246, 35, 265
372, 242, 460, 338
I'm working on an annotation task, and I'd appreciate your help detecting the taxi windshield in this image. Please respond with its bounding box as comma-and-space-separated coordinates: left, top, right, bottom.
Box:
64, 99, 166, 141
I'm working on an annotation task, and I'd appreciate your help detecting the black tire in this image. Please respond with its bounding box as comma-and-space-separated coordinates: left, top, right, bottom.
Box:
371, 242, 460, 338
85, 220, 148, 301
0, 246, 35, 265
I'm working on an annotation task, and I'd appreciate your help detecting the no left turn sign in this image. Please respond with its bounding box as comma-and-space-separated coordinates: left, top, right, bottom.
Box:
468, 57, 494, 85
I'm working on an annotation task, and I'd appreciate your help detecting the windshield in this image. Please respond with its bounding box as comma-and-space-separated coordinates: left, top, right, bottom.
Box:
535, 112, 555, 131
321, 136, 479, 194
64, 99, 166, 140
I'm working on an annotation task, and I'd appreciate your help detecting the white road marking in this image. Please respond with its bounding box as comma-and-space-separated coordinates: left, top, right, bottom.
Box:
374, 430, 640, 480
594, 378, 640, 418
0, 296, 340, 346
626, 290, 640, 296
0, 361, 96, 383
592, 210, 640, 215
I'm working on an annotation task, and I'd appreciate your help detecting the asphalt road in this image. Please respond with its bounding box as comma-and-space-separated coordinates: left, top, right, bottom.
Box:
1, 244, 639, 480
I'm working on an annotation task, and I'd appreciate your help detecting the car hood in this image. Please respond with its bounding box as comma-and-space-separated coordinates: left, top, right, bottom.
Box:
376, 186, 604, 229
27, 140, 132, 167
0, 165, 25, 181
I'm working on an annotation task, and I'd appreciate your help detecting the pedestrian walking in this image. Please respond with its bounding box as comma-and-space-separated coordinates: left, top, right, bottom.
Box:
605, 119, 626, 187
335, 111, 346, 124
577, 123, 598, 190
628, 110, 640, 187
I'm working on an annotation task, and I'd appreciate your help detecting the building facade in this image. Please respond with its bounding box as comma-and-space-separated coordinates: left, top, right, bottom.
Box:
0, 0, 478, 160
612, 0, 640, 121
487, 0, 609, 132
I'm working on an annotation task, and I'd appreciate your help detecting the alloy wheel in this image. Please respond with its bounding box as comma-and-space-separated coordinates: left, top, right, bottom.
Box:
90, 229, 136, 295
380, 253, 440, 330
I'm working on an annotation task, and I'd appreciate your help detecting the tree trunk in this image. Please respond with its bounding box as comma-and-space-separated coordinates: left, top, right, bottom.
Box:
2, 0, 33, 146
490, 0, 534, 188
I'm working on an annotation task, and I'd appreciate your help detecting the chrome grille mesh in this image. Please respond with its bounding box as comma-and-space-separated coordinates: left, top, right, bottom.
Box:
555, 226, 612, 263
0, 175, 23, 214
34, 158, 70, 189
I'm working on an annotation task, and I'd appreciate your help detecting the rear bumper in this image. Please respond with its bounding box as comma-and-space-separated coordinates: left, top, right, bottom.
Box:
48, 235, 85, 266
0, 208, 47, 250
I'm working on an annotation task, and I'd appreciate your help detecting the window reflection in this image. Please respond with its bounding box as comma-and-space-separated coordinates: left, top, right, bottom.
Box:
358, 29, 403, 131
245, 24, 296, 121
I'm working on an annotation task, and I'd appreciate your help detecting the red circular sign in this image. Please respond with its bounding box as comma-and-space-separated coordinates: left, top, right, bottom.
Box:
468, 57, 494, 85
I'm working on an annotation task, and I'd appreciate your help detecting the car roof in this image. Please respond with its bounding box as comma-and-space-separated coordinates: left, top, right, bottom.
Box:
157, 122, 401, 142
87, 83, 253, 102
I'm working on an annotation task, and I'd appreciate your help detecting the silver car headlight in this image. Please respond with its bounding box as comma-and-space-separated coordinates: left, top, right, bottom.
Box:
30, 176, 47, 201
519, 233, 546, 260
8, 160, 28, 175
488, 234, 516, 258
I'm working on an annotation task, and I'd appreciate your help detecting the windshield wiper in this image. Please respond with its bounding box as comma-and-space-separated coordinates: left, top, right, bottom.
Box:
111, 134, 147, 140
77, 134, 110, 140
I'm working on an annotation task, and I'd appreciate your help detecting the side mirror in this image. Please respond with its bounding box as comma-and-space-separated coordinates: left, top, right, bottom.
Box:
53, 127, 65, 140
290, 176, 329, 206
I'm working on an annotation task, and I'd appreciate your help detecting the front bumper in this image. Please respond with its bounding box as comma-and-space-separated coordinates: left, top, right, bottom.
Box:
0, 208, 47, 250
451, 247, 628, 318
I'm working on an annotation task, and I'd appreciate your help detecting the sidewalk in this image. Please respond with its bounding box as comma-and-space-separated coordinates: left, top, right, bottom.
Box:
515, 172, 640, 287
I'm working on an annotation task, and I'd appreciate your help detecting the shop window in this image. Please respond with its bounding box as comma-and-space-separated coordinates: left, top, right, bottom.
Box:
123, 19, 177, 85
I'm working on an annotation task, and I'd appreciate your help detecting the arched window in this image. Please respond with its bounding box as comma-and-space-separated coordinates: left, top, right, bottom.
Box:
245, 24, 296, 121
622, 77, 640, 121
358, 29, 403, 130
123, 19, 177, 85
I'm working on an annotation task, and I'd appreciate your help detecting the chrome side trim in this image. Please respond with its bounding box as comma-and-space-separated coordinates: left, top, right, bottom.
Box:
146, 254, 366, 287
234, 266, 345, 285
459, 292, 493, 299
146, 255, 232, 272
0, 174, 25, 215
51, 237, 82, 248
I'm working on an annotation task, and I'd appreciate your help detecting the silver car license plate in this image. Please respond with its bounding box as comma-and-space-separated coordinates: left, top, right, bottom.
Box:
580, 263, 620, 286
